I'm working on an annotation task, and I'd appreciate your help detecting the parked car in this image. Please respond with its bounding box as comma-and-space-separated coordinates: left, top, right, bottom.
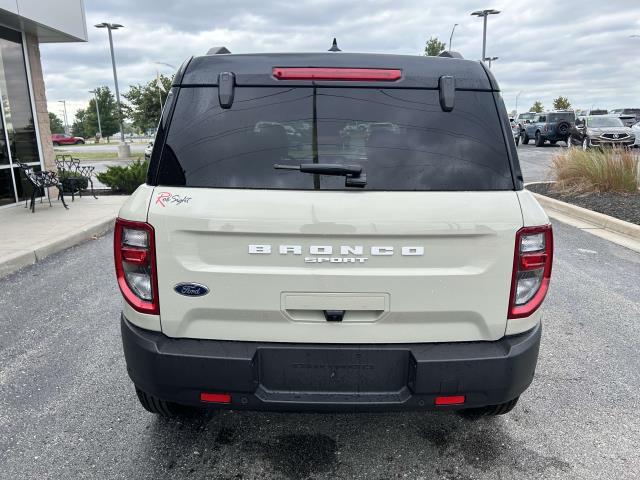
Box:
568, 116, 635, 149
632, 122, 640, 146
115, 50, 552, 418
521, 111, 575, 147
608, 108, 640, 127
514, 112, 535, 138
510, 118, 520, 145
144, 141, 153, 160
51, 133, 85, 146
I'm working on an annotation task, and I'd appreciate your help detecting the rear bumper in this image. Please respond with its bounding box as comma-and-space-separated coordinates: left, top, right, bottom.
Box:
121, 315, 541, 412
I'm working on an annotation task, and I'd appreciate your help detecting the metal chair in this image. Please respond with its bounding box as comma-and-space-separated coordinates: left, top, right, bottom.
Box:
16, 160, 68, 213
55, 154, 98, 201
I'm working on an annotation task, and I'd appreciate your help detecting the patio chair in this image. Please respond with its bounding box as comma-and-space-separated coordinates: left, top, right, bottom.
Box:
16, 160, 68, 213
55, 154, 98, 201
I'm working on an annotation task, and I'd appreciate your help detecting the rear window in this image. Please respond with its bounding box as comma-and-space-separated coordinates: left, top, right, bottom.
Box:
156, 87, 514, 190
548, 112, 575, 122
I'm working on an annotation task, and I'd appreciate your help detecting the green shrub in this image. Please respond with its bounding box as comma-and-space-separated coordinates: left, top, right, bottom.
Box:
96, 159, 148, 194
59, 171, 89, 191
551, 148, 639, 193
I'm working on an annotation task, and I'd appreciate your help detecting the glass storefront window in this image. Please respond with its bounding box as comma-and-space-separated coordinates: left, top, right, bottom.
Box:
0, 25, 42, 205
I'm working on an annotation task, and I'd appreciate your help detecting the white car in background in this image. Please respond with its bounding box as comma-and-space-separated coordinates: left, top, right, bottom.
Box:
632, 122, 640, 146
144, 141, 153, 160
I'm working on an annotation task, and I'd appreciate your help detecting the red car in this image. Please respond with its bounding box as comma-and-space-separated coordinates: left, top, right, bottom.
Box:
52, 133, 85, 146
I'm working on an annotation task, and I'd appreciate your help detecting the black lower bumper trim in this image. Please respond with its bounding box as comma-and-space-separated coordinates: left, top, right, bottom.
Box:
121, 315, 541, 412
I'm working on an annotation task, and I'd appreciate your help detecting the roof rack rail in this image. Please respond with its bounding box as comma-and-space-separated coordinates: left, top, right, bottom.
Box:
438, 51, 463, 59
206, 46, 231, 55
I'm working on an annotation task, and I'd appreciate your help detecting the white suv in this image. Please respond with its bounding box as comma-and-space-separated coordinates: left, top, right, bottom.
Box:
114, 51, 553, 417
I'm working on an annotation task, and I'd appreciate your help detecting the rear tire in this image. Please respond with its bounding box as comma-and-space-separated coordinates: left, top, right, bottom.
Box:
75, 139, 85, 144
535, 132, 545, 147
135, 387, 181, 418
458, 396, 519, 418
521, 131, 530, 144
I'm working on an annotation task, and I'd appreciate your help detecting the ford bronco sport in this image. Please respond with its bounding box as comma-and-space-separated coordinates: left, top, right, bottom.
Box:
115, 51, 553, 418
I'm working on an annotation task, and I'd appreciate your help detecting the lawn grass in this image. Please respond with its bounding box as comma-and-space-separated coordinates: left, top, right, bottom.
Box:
54, 149, 120, 161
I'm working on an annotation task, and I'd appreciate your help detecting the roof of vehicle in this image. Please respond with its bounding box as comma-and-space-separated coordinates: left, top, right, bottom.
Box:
173, 52, 498, 91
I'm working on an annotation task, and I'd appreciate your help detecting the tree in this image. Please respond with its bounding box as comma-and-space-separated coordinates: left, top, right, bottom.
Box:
123, 74, 173, 133
529, 101, 544, 113
71, 108, 89, 138
424, 37, 446, 56
85, 86, 120, 140
48, 112, 65, 134
552, 96, 571, 111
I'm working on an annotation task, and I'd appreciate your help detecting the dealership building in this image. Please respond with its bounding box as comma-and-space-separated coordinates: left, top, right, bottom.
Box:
0, 0, 87, 207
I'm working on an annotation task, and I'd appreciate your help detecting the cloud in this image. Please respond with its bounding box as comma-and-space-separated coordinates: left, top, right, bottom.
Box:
42, 0, 640, 120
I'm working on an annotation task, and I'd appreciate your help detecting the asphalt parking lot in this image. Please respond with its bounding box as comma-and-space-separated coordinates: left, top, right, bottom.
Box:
1, 145, 639, 479
517, 141, 566, 183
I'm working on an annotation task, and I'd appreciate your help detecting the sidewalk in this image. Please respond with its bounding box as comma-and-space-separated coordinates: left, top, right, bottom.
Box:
1, 195, 127, 278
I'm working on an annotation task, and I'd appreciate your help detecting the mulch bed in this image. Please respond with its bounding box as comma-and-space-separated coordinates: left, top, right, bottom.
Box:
527, 183, 640, 226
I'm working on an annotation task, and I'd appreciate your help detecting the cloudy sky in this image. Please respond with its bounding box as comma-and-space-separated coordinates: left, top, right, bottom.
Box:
42, 0, 640, 121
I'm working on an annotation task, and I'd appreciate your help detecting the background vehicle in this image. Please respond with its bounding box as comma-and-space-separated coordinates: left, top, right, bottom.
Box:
514, 112, 535, 139
510, 118, 520, 145
144, 141, 153, 160
521, 111, 575, 146
116, 51, 552, 419
51, 133, 85, 145
608, 108, 640, 127
568, 116, 635, 149
632, 122, 640, 146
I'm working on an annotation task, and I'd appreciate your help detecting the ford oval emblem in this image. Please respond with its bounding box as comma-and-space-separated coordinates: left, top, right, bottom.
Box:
174, 283, 209, 297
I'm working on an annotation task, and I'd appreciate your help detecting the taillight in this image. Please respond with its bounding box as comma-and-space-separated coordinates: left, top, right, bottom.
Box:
272, 67, 402, 82
114, 218, 159, 315
508, 225, 553, 319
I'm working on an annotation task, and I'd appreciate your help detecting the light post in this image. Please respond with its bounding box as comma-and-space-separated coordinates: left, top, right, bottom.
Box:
153, 62, 176, 119
88, 89, 102, 141
95, 22, 129, 157
484, 56, 498, 69
58, 100, 69, 135
449, 23, 458, 51
515, 91, 522, 114
471, 9, 500, 63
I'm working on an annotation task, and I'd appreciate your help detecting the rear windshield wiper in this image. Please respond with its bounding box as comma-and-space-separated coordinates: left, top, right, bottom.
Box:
274, 163, 367, 188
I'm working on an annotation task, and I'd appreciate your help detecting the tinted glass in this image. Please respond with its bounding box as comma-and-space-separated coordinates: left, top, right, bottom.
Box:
0, 26, 39, 165
158, 87, 513, 190
548, 112, 575, 122
587, 116, 624, 127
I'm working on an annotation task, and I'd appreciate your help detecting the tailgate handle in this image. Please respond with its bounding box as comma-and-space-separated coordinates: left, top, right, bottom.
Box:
324, 310, 345, 322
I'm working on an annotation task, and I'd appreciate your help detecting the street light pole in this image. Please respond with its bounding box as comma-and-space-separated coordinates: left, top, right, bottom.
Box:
515, 91, 522, 114
153, 62, 177, 121
484, 56, 498, 69
471, 9, 500, 63
449, 23, 458, 51
95, 22, 130, 157
58, 100, 68, 135
89, 89, 102, 140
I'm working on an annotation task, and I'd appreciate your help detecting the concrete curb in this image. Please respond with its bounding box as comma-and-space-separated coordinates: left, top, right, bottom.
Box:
530, 192, 640, 239
0, 217, 116, 279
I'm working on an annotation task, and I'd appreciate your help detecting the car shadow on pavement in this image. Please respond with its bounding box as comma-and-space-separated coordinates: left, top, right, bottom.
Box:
136, 408, 571, 479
